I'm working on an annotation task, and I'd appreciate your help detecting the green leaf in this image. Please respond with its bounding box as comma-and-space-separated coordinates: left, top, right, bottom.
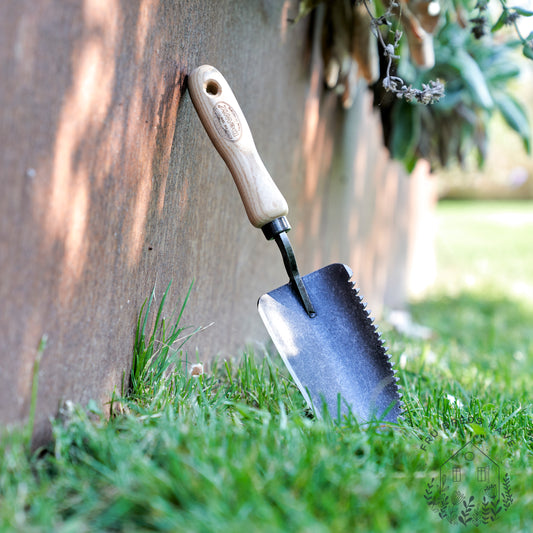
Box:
470, 422, 486, 436
432, 87, 463, 110
523, 33, 533, 59
390, 102, 420, 165
491, 6, 533, 35
483, 47, 522, 83
449, 50, 494, 109
404, 152, 419, 173
511, 6, 533, 16
458, 119, 478, 167
293, 0, 323, 22
491, 10, 509, 33
493, 91, 531, 153
485, 62, 521, 84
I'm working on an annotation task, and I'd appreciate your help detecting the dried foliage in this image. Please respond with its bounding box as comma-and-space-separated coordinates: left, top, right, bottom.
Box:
295, 0, 531, 170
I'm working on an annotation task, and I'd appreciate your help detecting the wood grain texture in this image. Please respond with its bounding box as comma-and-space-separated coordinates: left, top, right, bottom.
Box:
189, 65, 288, 228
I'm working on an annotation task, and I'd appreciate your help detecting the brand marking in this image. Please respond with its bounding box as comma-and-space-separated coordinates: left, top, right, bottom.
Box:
213, 102, 242, 141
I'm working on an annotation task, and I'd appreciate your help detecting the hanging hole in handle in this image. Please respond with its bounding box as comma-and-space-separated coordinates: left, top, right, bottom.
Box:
205, 79, 221, 97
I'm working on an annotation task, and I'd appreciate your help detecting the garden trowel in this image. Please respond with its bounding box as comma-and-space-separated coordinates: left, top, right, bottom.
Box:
188, 65, 402, 424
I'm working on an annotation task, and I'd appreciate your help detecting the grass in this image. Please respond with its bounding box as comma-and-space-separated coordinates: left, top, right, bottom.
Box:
1, 200, 532, 532
433, 200, 533, 299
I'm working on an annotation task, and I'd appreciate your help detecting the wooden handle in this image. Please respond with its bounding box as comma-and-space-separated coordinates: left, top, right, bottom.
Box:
188, 65, 289, 228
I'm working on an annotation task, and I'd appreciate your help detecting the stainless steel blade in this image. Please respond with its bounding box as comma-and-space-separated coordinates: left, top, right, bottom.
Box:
258, 263, 402, 423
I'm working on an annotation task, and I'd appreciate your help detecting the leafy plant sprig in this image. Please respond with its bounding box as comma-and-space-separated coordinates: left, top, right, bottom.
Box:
470, 0, 533, 59
492, 0, 533, 59
363, 0, 445, 104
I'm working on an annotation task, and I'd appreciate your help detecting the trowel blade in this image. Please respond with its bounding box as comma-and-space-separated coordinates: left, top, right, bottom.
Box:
258, 263, 402, 423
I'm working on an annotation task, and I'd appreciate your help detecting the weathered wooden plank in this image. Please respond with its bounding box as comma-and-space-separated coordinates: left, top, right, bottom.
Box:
0, 0, 423, 441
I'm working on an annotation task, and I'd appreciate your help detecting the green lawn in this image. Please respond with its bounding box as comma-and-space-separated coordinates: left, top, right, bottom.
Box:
1, 200, 532, 532
433, 200, 533, 297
